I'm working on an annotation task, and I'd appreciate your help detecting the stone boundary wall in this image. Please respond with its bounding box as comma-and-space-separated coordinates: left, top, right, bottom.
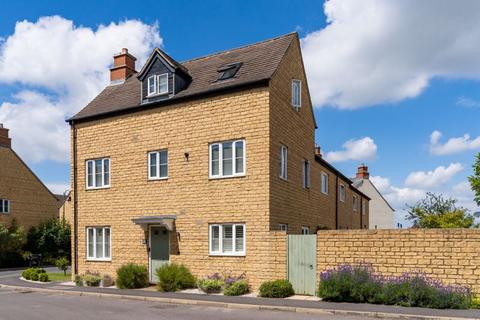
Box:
317, 229, 480, 294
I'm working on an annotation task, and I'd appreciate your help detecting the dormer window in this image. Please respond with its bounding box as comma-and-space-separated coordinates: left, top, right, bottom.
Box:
147, 73, 169, 97
217, 62, 242, 81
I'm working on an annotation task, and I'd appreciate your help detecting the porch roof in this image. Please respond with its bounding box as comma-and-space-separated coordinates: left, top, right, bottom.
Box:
131, 215, 176, 230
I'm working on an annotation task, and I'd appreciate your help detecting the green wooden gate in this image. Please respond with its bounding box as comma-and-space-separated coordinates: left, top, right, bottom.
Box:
287, 235, 317, 295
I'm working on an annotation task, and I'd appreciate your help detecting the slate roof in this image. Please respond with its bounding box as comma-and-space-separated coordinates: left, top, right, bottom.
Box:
69, 32, 297, 122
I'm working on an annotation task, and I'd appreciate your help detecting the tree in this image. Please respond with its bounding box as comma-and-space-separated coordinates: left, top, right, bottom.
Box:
25, 218, 71, 264
468, 153, 480, 206
0, 220, 26, 268
55, 257, 69, 276
407, 192, 476, 228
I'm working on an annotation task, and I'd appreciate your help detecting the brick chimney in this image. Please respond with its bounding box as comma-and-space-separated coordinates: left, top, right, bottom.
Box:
0, 124, 11, 148
356, 163, 369, 179
110, 48, 137, 83
314, 145, 322, 157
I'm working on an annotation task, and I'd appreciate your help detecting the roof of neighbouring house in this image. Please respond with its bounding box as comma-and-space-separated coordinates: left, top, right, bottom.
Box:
69, 32, 298, 123
55, 192, 71, 209
351, 178, 395, 211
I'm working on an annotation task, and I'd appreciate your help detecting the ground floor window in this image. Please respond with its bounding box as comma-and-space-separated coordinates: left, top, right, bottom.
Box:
301, 226, 310, 235
279, 223, 288, 232
87, 227, 111, 260
209, 223, 245, 256
0, 199, 10, 213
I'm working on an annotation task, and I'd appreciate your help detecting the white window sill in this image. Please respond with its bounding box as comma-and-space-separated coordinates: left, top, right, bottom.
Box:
321, 191, 328, 195
147, 91, 168, 98
86, 186, 110, 191
279, 176, 288, 181
86, 258, 111, 262
209, 253, 246, 257
148, 177, 168, 181
209, 174, 246, 180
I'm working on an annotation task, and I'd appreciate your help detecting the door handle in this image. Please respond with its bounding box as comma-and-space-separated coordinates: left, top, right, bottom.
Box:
309, 264, 313, 270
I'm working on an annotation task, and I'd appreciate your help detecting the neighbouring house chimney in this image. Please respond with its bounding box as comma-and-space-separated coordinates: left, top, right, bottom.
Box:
314, 145, 322, 157
110, 48, 137, 83
0, 124, 11, 148
356, 163, 369, 179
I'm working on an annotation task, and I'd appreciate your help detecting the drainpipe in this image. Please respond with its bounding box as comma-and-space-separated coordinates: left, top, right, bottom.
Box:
335, 176, 339, 229
72, 123, 78, 275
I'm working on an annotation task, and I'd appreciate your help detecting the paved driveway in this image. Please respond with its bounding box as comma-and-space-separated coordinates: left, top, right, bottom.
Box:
0, 287, 373, 320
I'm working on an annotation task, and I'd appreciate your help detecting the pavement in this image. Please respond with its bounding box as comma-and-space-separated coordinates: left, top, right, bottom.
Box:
1, 272, 480, 320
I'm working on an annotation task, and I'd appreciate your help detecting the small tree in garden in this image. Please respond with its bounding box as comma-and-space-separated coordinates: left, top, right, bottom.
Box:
407, 192, 476, 228
468, 153, 480, 206
0, 220, 25, 268
55, 257, 69, 276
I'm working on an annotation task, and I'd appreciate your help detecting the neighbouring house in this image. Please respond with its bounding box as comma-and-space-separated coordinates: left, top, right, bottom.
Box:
55, 191, 72, 223
0, 124, 58, 231
68, 32, 370, 288
351, 164, 394, 229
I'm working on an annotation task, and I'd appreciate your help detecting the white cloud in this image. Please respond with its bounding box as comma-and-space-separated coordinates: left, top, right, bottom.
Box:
46, 183, 71, 195
301, 0, 480, 108
370, 175, 425, 209
0, 16, 162, 163
324, 137, 377, 163
456, 96, 480, 108
404, 163, 463, 189
429, 130, 480, 155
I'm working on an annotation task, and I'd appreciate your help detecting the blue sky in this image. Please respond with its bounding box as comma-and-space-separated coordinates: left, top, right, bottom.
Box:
1, 0, 480, 226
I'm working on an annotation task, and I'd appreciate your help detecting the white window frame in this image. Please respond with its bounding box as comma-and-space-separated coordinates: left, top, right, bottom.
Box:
148, 149, 168, 180
157, 73, 169, 95
353, 195, 358, 212
339, 184, 346, 202
321, 172, 329, 195
301, 226, 309, 235
0, 199, 10, 214
209, 140, 246, 179
209, 223, 246, 256
302, 159, 310, 189
279, 223, 288, 232
280, 145, 288, 180
147, 75, 157, 96
86, 226, 111, 261
362, 200, 367, 215
292, 79, 301, 110
86, 158, 110, 189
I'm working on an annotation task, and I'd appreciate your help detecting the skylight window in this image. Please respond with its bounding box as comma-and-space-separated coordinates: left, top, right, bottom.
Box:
217, 62, 242, 81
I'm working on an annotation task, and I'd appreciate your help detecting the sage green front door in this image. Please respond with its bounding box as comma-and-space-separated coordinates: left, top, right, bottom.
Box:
150, 226, 170, 282
287, 235, 317, 295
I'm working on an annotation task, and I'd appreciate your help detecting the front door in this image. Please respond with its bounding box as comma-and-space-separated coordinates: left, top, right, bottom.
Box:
149, 226, 170, 282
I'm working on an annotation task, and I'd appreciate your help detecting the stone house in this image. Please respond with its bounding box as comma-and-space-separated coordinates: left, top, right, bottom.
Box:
68, 33, 370, 287
0, 124, 58, 231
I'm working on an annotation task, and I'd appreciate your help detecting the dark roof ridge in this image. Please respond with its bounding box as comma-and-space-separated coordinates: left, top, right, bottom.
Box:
180, 32, 297, 65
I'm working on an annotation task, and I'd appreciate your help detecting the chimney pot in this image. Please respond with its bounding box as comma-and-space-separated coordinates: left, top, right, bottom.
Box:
314, 145, 322, 157
356, 163, 369, 179
110, 48, 137, 83
0, 124, 11, 148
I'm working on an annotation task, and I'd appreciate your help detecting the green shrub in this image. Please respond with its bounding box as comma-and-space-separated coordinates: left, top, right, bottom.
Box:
55, 257, 69, 276
259, 279, 294, 298
0, 221, 26, 268
224, 280, 249, 296
74, 275, 83, 287
38, 273, 49, 282
156, 263, 195, 292
102, 274, 114, 287
318, 264, 473, 309
25, 218, 70, 265
22, 268, 46, 281
116, 263, 149, 289
83, 272, 101, 287
197, 279, 223, 294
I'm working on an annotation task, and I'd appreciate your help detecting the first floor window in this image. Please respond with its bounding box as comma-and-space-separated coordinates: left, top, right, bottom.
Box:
301, 226, 309, 235
0, 199, 10, 213
86, 158, 110, 189
339, 184, 346, 202
209, 223, 245, 255
87, 227, 111, 260
303, 159, 310, 189
353, 195, 358, 212
362, 200, 367, 215
158, 73, 169, 94
321, 172, 329, 194
292, 79, 301, 110
147, 75, 157, 96
279, 223, 288, 232
148, 150, 168, 179
279, 145, 288, 180
210, 140, 245, 178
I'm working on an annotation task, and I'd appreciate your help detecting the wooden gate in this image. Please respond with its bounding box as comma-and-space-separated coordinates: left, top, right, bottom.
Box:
287, 235, 317, 295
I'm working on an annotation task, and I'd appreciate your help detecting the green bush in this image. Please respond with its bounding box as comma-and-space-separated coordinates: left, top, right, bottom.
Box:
83, 272, 101, 287
318, 264, 472, 309
74, 275, 83, 287
116, 263, 149, 289
259, 279, 294, 298
156, 263, 195, 292
224, 280, 249, 296
55, 257, 69, 276
0, 221, 26, 268
22, 268, 46, 281
197, 279, 223, 294
38, 273, 49, 282
25, 218, 70, 264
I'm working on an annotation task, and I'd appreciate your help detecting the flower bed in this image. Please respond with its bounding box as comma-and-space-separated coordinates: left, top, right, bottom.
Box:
318, 264, 472, 309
